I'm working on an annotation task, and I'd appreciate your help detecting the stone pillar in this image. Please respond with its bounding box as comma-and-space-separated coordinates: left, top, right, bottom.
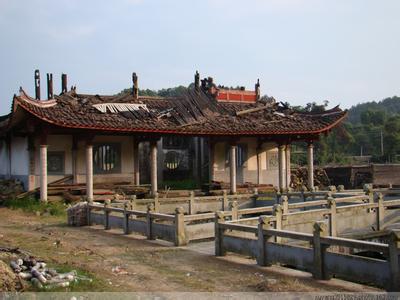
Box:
278, 144, 285, 192
215, 211, 226, 256
72, 141, 78, 185
39, 144, 48, 202
229, 143, 237, 194
285, 144, 291, 189
388, 229, 400, 291
86, 143, 93, 202
307, 142, 314, 190
209, 140, 215, 184
313, 221, 329, 280
175, 207, 187, 246
256, 145, 262, 185
150, 140, 158, 196
133, 138, 140, 185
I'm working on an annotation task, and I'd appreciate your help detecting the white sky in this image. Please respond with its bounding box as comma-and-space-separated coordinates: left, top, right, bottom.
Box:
0, 0, 399, 115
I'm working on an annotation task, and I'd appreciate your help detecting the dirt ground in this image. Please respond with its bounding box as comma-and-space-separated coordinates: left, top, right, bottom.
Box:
0, 207, 381, 292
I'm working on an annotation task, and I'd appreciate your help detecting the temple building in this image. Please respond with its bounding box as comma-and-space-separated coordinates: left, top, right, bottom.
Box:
0, 71, 347, 201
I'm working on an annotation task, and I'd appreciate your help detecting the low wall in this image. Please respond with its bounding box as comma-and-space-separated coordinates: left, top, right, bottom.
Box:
215, 218, 400, 291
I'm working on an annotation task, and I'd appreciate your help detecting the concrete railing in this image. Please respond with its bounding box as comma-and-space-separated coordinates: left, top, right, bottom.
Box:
86, 193, 379, 246
226, 194, 400, 237
112, 190, 258, 215
215, 217, 400, 291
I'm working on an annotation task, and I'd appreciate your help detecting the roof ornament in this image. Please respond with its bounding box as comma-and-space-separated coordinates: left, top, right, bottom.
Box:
34, 70, 40, 100
194, 71, 200, 93
47, 73, 53, 100
61, 74, 68, 94
132, 72, 138, 99
93, 103, 148, 114
255, 78, 260, 100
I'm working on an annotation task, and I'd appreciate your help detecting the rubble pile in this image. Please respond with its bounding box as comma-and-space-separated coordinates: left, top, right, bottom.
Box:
67, 202, 88, 226
9, 256, 86, 289
0, 260, 17, 291
290, 168, 330, 190
0, 179, 24, 204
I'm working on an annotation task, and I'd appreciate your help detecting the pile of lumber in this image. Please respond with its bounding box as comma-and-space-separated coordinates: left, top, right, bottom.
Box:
290, 167, 330, 190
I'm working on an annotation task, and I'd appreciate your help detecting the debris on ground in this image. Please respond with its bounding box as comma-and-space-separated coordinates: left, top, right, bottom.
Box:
111, 266, 128, 276
0, 260, 17, 291
67, 202, 88, 226
8, 255, 91, 290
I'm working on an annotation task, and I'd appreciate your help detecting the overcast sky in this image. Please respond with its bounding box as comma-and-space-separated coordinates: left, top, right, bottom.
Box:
0, 0, 399, 115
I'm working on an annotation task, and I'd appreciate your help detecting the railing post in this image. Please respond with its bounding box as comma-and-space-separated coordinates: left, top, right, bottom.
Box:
301, 186, 307, 202
388, 229, 400, 291
104, 200, 111, 230
130, 195, 137, 219
189, 191, 195, 215
123, 202, 131, 235
313, 221, 329, 280
328, 185, 337, 194
276, 188, 281, 204
86, 203, 92, 226
253, 187, 258, 207
281, 195, 289, 214
146, 203, 155, 240
377, 193, 385, 231
230, 201, 238, 221
337, 185, 344, 192
272, 204, 283, 243
154, 192, 160, 212
222, 190, 228, 211
174, 207, 186, 246
365, 185, 374, 204
326, 195, 337, 237
257, 216, 274, 266
215, 211, 226, 256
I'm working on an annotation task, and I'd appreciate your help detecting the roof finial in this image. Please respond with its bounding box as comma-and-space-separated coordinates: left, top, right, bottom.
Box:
132, 72, 138, 99
194, 71, 200, 92
47, 73, 53, 100
255, 78, 260, 100
34, 70, 40, 100
61, 74, 68, 94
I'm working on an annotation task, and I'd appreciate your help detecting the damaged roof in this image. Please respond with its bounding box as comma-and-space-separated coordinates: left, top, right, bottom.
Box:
1, 87, 347, 136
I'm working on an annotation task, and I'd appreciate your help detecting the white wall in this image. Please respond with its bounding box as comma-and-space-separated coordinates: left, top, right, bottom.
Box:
212, 138, 286, 188
11, 137, 29, 175
0, 140, 9, 176
31, 135, 137, 188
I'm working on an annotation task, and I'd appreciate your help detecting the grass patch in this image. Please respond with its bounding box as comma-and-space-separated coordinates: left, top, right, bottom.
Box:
162, 179, 198, 190
3, 196, 66, 217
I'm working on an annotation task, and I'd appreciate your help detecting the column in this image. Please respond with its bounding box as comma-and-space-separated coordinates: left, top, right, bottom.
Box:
72, 140, 78, 184
133, 138, 140, 185
150, 140, 158, 196
39, 144, 48, 202
285, 144, 291, 189
229, 143, 237, 194
86, 143, 93, 201
307, 142, 314, 190
278, 144, 285, 192
256, 144, 262, 185
208, 139, 215, 184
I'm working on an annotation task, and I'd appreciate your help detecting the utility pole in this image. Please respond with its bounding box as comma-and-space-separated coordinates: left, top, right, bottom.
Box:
380, 130, 384, 156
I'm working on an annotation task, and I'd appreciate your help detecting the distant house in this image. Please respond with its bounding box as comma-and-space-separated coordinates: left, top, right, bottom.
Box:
0, 71, 347, 201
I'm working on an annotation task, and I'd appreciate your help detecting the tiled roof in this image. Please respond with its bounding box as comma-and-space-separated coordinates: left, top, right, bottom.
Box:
3, 88, 347, 136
